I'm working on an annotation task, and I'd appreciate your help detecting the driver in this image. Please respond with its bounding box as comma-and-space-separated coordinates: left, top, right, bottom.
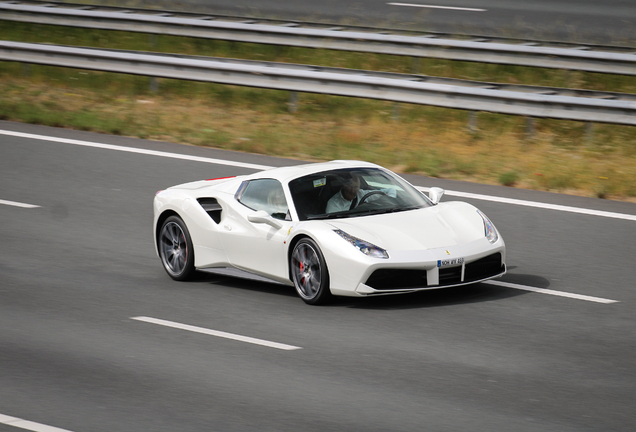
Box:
326, 175, 395, 213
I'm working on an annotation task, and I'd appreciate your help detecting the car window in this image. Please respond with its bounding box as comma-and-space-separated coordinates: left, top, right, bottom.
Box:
238, 179, 290, 220
289, 167, 431, 221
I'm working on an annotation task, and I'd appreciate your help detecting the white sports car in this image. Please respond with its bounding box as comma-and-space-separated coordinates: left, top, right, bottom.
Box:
153, 160, 505, 305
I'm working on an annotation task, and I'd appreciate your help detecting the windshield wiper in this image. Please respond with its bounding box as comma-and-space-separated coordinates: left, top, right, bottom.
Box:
306, 212, 352, 220
385, 205, 423, 213
350, 206, 422, 216
306, 206, 422, 220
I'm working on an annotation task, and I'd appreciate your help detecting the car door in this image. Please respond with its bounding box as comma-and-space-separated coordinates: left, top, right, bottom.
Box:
220, 178, 292, 281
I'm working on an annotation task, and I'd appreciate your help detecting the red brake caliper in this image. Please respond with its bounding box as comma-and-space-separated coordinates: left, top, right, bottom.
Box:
299, 261, 305, 285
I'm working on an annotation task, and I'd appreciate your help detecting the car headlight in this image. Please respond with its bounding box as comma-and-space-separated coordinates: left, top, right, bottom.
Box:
477, 210, 498, 244
333, 229, 389, 259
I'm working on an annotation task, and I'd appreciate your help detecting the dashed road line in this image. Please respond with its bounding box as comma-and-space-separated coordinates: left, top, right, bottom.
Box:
0, 413, 74, 432
0, 199, 40, 208
387, 3, 487, 12
131, 316, 302, 350
484, 280, 619, 304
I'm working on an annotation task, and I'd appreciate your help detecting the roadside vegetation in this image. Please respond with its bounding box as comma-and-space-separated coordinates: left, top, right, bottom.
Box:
1, 20, 635, 201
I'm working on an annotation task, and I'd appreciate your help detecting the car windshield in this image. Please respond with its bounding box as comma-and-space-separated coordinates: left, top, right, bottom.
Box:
289, 167, 432, 221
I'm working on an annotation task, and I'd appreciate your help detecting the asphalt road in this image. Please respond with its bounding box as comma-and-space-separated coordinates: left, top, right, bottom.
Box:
165, 0, 636, 43
1, 120, 636, 432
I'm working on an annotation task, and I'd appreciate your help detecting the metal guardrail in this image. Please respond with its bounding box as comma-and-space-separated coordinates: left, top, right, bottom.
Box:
1, 1, 636, 76
1, 41, 635, 126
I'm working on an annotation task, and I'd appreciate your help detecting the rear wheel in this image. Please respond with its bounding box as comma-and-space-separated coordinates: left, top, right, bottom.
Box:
159, 215, 195, 281
291, 238, 332, 305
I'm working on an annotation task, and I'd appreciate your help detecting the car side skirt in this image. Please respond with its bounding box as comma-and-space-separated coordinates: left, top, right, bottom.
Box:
197, 267, 294, 286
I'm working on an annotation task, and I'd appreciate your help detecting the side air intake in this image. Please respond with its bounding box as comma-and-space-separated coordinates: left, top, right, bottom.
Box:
197, 198, 222, 224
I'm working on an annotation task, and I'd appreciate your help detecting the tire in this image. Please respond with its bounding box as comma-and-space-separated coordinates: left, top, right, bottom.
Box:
290, 238, 332, 305
158, 215, 196, 281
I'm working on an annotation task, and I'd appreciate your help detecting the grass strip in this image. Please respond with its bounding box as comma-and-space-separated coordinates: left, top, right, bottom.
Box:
1, 21, 635, 200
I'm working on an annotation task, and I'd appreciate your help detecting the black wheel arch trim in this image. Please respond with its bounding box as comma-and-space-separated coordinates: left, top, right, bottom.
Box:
155, 210, 180, 253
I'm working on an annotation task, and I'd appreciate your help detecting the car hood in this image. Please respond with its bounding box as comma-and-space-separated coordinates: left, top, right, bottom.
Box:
326, 202, 484, 250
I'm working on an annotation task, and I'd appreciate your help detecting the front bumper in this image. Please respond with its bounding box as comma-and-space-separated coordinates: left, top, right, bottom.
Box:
356, 252, 505, 295
328, 237, 505, 297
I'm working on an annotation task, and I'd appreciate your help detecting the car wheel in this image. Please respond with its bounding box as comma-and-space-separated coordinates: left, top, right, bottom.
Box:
291, 238, 332, 305
159, 215, 195, 281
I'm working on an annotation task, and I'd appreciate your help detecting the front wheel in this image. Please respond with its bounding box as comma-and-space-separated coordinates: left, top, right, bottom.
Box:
158, 215, 195, 281
290, 238, 332, 305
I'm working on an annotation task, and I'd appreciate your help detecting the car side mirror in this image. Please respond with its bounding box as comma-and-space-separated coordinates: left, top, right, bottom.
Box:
428, 187, 445, 204
247, 210, 283, 229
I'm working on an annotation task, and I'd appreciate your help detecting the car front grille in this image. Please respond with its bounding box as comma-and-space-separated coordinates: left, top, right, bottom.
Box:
439, 266, 462, 285
364, 252, 504, 291
364, 269, 428, 290
464, 253, 504, 282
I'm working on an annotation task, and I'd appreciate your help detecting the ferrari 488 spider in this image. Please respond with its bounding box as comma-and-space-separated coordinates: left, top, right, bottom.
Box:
153, 160, 505, 304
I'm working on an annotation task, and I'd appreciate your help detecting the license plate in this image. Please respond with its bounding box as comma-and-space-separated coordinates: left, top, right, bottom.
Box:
437, 257, 465, 267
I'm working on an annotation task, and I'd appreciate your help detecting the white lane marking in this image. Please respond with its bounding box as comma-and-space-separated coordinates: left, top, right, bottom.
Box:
417, 187, 636, 222
131, 316, 302, 350
0, 129, 271, 171
3, 128, 635, 222
387, 3, 487, 11
484, 280, 618, 304
0, 413, 74, 432
0, 199, 40, 208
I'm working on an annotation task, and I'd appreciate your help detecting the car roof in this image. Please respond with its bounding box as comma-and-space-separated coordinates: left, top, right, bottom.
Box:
167, 160, 385, 194
243, 160, 382, 183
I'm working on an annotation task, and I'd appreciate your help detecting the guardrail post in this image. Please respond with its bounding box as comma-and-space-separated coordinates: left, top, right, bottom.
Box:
149, 34, 158, 93
585, 122, 594, 142
21, 63, 31, 77
468, 111, 477, 132
392, 103, 401, 120
149, 76, 159, 93
288, 91, 299, 112
526, 117, 536, 139
411, 57, 421, 74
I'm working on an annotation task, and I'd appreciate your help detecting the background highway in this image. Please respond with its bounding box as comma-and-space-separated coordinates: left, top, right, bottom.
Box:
1, 120, 636, 431
167, 0, 636, 43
